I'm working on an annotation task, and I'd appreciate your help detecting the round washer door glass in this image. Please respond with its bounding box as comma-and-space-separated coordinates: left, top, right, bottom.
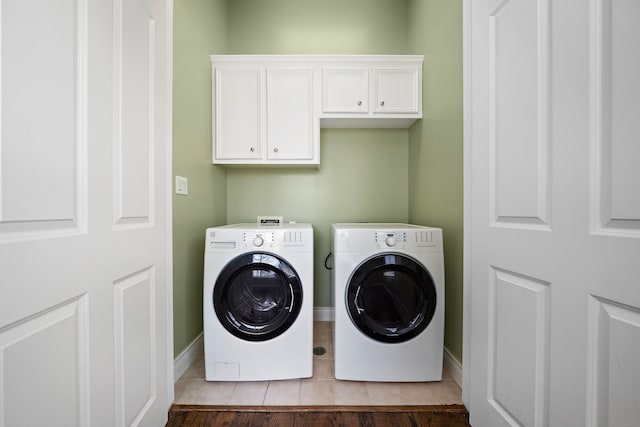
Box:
214, 252, 303, 341
346, 253, 436, 343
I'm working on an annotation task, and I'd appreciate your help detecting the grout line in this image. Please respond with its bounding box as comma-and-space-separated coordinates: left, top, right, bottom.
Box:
261, 382, 268, 406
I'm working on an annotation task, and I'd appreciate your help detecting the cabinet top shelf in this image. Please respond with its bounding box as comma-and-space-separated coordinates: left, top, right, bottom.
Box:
210, 54, 424, 65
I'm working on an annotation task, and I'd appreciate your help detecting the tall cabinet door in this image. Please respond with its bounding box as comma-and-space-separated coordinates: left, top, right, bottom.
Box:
214, 67, 262, 160
465, 0, 640, 426
266, 68, 315, 160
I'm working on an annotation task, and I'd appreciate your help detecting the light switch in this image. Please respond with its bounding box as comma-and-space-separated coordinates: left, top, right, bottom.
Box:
175, 175, 188, 195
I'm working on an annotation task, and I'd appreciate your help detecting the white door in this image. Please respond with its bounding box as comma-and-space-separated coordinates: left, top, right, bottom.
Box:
465, 0, 640, 426
0, 0, 172, 426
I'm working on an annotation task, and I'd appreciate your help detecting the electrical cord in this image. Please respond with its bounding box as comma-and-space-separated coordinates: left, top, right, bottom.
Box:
324, 252, 333, 270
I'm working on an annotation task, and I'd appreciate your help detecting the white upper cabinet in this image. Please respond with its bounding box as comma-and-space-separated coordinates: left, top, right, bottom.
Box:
373, 66, 420, 114
210, 55, 423, 166
214, 66, 263, 160
266, 67, 315, 161
320, 56, 423, 128
322, 67, 369, 113
211, 56, 320, 166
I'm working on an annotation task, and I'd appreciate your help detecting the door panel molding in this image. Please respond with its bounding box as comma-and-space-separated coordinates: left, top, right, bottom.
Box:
589, 0, 640, 237
0, 0, 88, 242
113, 0, 155, 230
488, 0, 552, 231
114, 267, 157, 427
0, 294, 89, 426
487, 267, 550, 427
586, 295, 640, 426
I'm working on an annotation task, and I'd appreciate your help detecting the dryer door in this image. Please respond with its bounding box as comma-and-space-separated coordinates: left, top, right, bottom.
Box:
213, 252, 303, 341
346, 253, 437, 343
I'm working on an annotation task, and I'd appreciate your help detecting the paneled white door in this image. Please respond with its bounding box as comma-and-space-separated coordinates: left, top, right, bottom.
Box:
465, 0, 640, 426
0, 0, 172, 426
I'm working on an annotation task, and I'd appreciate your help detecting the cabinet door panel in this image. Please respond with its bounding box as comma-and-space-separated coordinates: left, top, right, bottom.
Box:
214, 67, 262, 160
322, 67, 368, 113
374, 67, 420, 113
267, 68, 314, 160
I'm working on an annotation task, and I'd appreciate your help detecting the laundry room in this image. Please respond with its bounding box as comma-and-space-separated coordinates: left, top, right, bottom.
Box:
173, 0, 462, 402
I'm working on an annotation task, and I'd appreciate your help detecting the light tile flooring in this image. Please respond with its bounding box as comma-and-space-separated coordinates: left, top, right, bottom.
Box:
174, 321, 462, 406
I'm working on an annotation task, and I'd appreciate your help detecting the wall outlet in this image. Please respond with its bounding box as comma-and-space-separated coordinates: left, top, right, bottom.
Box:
175, 175, 188, 195
258, 216, 283, 225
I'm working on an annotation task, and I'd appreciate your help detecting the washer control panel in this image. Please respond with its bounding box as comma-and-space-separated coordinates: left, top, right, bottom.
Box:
243, 231, 275, 248
376, 231, 406, 249
240, 230, 307, 249
207, 224, 313, 253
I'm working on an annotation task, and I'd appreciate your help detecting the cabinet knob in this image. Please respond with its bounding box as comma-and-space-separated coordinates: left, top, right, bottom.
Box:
273, 147, 279, 153
380, 101, 385, 106
357, 101, 362, 106
250, 147, 255, 152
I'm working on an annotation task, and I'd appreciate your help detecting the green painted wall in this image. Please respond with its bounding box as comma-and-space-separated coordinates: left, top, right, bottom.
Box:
172, 0, 228, 356
227, 0, 407, 54
171, 0, 465, 363
227, 129, 410, 307
225, 0, 410, 308
407, 0, 464, 362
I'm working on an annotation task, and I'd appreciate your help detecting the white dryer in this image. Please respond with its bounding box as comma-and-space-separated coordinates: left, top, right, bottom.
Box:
332, 223, 444, 382
203, 223, 314, 381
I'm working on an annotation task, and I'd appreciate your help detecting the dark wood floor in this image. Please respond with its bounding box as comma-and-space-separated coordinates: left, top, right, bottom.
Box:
166, 404, 471, 427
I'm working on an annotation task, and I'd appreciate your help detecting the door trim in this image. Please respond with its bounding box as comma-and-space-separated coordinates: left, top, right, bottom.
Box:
462, 0, 472, 407
163, 0, 175, 407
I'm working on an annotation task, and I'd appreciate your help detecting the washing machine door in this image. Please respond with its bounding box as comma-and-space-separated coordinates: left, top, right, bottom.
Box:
346, 253, 437, 343
213, 252, 303, 342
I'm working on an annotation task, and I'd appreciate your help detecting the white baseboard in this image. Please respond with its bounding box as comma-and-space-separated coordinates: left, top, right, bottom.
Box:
314, 307, 334, 322
173, 332, 203, 382
443, 346, 463, 387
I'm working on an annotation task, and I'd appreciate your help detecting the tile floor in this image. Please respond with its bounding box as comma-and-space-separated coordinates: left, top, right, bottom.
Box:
174, 321, 463, 406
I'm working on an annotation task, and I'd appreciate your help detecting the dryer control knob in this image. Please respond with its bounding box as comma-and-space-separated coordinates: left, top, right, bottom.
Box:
253, 236, 264, 247
385, 236, 396, 247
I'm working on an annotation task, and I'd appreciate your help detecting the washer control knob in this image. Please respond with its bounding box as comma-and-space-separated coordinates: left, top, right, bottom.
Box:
253, 236, 264, 247
385, 236, 396, 247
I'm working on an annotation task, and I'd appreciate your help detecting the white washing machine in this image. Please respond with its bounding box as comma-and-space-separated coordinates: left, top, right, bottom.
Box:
332, 223, 444, 382
203, 223, 314, 381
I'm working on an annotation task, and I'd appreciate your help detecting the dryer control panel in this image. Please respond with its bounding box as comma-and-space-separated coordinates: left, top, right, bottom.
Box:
332, 223, 442, 253
374, 231, 437, 249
